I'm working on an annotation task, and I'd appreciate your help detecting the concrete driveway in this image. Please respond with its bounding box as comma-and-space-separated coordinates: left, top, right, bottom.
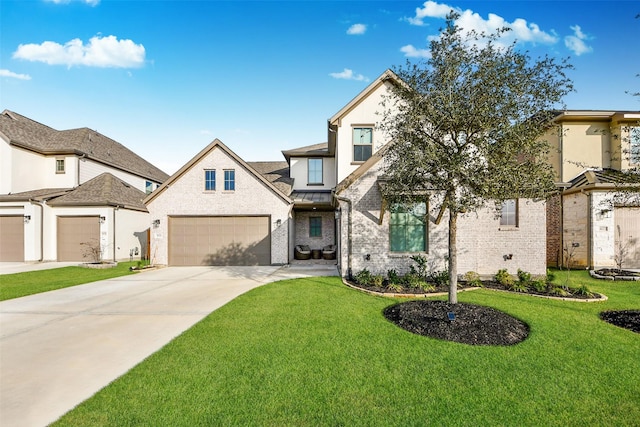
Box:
0, 265, 337, 427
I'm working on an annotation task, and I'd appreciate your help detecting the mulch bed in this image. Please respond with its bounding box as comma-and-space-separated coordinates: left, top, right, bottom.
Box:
594, 269, 640, 277
600, 310, 640, 334
384, 300, 529, 346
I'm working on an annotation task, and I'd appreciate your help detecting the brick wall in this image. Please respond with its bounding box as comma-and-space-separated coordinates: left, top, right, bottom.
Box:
294, 211, 335, 249
546, 193, 562, 267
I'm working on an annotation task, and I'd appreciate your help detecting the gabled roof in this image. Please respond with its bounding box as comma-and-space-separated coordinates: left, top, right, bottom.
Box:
0, 188, 73, 202
335, 141, 392, 195
328, 69, 399, 127
48, 173, 148, 211
281, 142, 331, 163
0, 110, 169, 183
566, 168, 640, 192
144, 139, 292, 205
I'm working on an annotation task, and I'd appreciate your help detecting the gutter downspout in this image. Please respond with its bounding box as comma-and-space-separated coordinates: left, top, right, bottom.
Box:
29, 199, 44, 262
333, 192, 353, 280
112, 206, 120, 262
581, 189, 593, 269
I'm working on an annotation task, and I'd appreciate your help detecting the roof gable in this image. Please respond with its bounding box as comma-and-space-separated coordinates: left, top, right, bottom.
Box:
144, 138, 292, 205
0, 110, 169, 183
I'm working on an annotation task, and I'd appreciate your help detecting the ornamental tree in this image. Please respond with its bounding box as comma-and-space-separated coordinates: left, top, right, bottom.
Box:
379, 13, 574, 303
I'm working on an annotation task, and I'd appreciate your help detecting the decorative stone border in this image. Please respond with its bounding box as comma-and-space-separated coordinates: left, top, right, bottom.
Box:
589, 270, 640, 281
343, 278, 607, 302
80, 262, 117, 269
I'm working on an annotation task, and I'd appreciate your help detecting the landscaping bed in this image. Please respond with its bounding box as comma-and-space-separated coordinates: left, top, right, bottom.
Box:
600, 310, 640, 333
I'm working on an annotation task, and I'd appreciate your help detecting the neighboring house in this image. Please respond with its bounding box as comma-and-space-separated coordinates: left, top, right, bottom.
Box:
0, 110, 169, 262
149, 70, 548, 276
545, 110, 640, 268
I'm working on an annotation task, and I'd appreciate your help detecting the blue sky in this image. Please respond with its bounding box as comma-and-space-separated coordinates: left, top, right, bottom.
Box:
1, 0, 639, 174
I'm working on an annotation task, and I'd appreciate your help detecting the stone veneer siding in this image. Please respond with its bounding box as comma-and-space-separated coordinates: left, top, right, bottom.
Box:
337, 160, 547, 278
146, 147, 291, 265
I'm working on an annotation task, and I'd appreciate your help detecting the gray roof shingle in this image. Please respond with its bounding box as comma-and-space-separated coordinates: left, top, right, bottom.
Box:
0, 110, 169, 183
247, 161, 293, 196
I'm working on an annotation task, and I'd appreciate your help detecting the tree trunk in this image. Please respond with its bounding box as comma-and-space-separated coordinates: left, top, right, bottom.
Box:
448, 209, 458, 304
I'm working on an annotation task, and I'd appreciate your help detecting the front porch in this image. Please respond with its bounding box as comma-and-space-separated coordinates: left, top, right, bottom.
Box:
290, 190, 337, 262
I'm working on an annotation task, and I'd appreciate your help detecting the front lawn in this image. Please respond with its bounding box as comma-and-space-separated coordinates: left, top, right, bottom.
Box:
0, 262, 140, 301
54, 270, 640, 426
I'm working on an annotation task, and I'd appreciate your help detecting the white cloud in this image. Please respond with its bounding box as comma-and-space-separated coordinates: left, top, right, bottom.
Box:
400, 44, 431, 58
564, 25, 593, 56
329, 68, 369, 82
0, 69, 32, 80
407, 1, 454, 26
347, 23, 367, 35
13, 35, 145, 68
405, 2, 558, 50
44, 0, 100, 6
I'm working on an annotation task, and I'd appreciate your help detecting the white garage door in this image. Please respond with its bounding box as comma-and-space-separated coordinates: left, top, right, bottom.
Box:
614, 207, 640, 268
57, 216, 101, 262
168, 216, 270, 266
0, 216, 25, 262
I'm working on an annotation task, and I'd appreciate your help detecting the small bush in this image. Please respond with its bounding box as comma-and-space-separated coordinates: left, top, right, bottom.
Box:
429, 270, 449, 287
531, 278, 548, 293
387, 269, 401, 285
517, 269, 532, 284
463, 271, 483, 287
573, 284, 595, 298
511, 281, 529, 293
495, 269, 515, 287
354, 269, 372, 286
409, 254, 429, 279
387, 282, 404, 292
371, 274, 384, 288
549, 286, 569, 297
546, 269, 556, 282
419, 282, 436, 293
402, 273, 422, 289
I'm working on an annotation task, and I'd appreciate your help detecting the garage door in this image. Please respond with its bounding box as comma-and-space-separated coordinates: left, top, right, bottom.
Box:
0, 216, 25, 262
615, 207, 640, 268
57, 216, 101, 262
169, 216, 270, 266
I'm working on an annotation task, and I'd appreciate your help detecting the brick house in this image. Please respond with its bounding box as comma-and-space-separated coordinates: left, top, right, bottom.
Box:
148, 70, 548, 277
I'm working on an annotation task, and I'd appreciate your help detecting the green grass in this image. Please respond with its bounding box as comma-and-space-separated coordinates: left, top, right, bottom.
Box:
0, 262, 140, 301
53, 270, 640, 426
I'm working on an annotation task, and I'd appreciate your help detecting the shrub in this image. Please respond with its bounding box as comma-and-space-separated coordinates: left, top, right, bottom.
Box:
511, 281, 529, 292
387, 269, 401, 285
517, 269, 532, 284
354, 269, 372, 286
573, 284, 595, 298
419, 282, 436, 293
387, 282, 404, 292
371, 274, 384, 288
409, 254, 429, 279
429, 270, 449, 287
463, 271, 483, 287
495, 269, 515, 287
402, 273, 422, 289
549, 286, 569, 297
531, 278, 548, 293
546, 268, 556, 282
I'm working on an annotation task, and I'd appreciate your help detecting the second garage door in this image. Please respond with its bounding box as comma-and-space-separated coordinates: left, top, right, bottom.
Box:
169, 216, 270, 266
57, 216, 101, 262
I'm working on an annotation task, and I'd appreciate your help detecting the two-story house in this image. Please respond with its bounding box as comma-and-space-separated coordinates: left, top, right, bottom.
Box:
147, 70, 548, 277
545, 110, 640, 269
0, 110, 169, 262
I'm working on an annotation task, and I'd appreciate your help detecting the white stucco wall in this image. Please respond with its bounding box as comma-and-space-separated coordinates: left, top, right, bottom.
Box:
289, 157, 336, 190
334, 80, 395, 183
147, 145, 291, 265
79, 158, 160, 192
0, 140, 12, 194
7, 148, 77, 193
113, 208, 151, 261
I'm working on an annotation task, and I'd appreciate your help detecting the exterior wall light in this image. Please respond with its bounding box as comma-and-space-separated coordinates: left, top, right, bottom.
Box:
24, 215, 31, 223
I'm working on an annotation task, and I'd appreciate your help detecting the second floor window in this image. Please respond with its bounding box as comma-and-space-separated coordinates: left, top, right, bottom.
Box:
308, 158, 323, 184
353, 127, 373, 162
204, 170, 216, 191
55, 158, 65, 174
145, 181, 153, 194
224, 169, 235, 191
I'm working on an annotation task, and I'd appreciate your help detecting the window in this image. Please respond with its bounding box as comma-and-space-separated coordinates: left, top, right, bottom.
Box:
145, 181, 153, 195
500, 199, 518, 227
204, 170, 216, 191
353, 127, 373, 162
389, 202, 427, 252
308, 158, 323, 184
55, 158, 65, 174
224, 169, 235, 191
309, 216, 322, 237
631, 126, 640, 165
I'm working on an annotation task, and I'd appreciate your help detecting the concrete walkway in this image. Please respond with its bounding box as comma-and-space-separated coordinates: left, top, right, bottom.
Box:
0, 265, 338, 427
0, 262, 80, 275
